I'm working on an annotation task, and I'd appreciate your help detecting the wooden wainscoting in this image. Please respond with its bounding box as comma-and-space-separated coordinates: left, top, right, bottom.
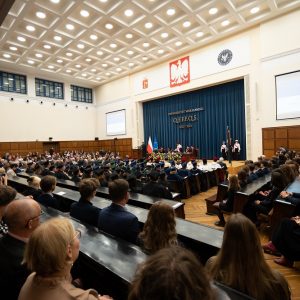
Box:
262, 125, 300, 157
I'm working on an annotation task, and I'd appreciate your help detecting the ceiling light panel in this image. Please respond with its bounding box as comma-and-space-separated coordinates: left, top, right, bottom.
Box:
154, 5, 186, 25
67, 5, 102, 27
14, 21, 46, 39
1, 15, 16, 30
198, 4, 229, 24
34, 0, 76, 15
84, 0, 123, 15
133, 0, 169, 14
240, 3, 271, 22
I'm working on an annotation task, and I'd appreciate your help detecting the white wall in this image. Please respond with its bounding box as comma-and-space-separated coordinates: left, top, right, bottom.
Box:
95, 9, 300, 160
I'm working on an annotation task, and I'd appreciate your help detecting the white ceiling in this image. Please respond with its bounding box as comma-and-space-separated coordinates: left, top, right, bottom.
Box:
0, 0, 299, 88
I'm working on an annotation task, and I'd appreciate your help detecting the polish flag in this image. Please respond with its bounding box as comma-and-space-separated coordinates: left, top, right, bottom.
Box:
147, 137, 153, 154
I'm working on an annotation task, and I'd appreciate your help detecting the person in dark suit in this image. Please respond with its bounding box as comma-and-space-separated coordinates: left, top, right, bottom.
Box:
0, 198, 42, 300
98, 179, 139, 244
55, 163, 70, 180
70, 178, 100, 227
143, 171, 172, 199
22, 176, 43, 201
37, 175, 60, 209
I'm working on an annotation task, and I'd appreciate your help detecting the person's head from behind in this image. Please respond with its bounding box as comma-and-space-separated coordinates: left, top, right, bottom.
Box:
23, 217, 80, 277
0, 185, 17, 219
27, 176, 41, 189
228, 175, 240, 191
271, 169, 289, 191
237, 169, 247, 182
128, 246, 214, 300
140, 201, 177, 253
108, 179, 129, 204
78, 178, 98, 201
3, 198, 41, 238
40, 175, 56, 193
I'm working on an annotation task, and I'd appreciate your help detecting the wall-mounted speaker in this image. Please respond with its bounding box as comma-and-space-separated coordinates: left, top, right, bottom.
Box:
49, 137, 53, 141
95, 137, 99, 141
10, 97, 14, 101
26, 99, 29, 103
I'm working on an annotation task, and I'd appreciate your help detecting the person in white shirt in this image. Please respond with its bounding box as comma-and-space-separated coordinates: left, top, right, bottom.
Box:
233, 140, 241, 160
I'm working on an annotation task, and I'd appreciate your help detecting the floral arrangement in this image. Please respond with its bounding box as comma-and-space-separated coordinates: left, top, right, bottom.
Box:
147, 150, 182, 163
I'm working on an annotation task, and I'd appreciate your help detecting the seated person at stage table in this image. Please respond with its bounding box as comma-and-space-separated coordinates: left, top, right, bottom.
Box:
128, 246, 229, 300
0, 198, 41, 300
138, 201, 178, 254
263, 216, 300, 268
206, 213, 290, 300
22, 176, 43, 200
19, 217, 111, 300
143, 171, 172, 200
98, 179, 139, 244
213, 175, 240, 227
37, 175, 60, 209
70, 178, 100, 227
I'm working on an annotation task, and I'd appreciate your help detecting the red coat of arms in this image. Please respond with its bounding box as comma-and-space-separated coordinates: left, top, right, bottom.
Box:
169, 56, 190, 87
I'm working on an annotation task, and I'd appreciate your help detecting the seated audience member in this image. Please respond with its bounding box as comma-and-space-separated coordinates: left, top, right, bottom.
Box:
263, 216, 300, 268
71, 166, 82, 183
138, 201, 178, 254
213, 175, 240, 227
237, 169, 248, 188
41, 160, 51, 176
177, 162, 191, 178
0, 185, 17, 236
22, 176, 42, 200
157, 171, 169, 188
37, 175, 60, 209
98, 179, 139, 244
167, 167, 183, 182
128, 246, 229, 300
261, 160, 271, 175
206, 213, 290, 300
248, 163, 258, 181
6, 162, 17, 177
0, 198, 41, 300
70, 179, 100, 227
280, 190, 300, 206
19, 217, 111, 300
143, 171, 172, 199
55, 163, 70, 180
254, 161, 264, 177
279, 164, 297, 184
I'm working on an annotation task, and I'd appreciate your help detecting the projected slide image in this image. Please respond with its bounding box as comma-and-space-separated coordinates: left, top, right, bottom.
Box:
276, 70, 300, 120
106, 109, 126, 135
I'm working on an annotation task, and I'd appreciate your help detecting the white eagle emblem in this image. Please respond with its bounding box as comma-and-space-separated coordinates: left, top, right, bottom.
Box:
170, 56, 190, 87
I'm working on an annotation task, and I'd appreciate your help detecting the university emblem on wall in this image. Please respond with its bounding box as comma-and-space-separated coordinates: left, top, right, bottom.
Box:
217, 49, 233, 66
169, 56, 190, 88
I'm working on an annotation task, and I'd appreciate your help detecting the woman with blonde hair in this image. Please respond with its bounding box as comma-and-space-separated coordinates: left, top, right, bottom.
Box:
19, 217, 111, 300
207, 213, 290, 299
22, 176, 42, 200
139, 201, 178, 254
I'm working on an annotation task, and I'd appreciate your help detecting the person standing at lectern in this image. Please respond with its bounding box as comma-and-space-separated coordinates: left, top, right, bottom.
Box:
176, 142, 183, 153
233, 140, 241, 161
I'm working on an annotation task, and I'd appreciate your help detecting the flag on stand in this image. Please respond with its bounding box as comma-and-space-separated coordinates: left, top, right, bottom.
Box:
226, 126, 232, 165
153, 136, 158, 150
147, 136, 153, 154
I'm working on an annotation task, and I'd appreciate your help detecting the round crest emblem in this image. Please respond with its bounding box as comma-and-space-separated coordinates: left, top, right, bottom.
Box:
218, 49, 233, 66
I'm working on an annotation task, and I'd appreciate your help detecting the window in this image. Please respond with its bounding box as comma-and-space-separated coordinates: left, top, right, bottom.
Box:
0, 71, 27, 94
35, 78, 64, 99
71, 85, 93, 103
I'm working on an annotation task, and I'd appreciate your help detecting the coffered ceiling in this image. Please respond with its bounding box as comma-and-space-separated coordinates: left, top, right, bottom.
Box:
0, 0, 299, 87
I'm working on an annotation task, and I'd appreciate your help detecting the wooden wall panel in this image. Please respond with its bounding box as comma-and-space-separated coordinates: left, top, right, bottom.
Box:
288, 128, 300, 139
289, 140, 300, 149
263, 140, 274, 150
263, 130, 275, 139
275, 128, 287, 139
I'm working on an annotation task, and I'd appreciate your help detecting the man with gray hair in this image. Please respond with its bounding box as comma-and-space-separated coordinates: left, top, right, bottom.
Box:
0, 198, 42, 300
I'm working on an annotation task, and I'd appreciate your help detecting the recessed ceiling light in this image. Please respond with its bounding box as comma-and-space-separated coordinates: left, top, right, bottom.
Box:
75, 64, 81, 68
66, 52, 73, 56
161, 32, 168, 38
9, 46, 18, 51
36, 12, 46, 19
110, 43, 117, 48
126, 33, 133, 39
116, 67, 122, 72
54, 35, 62, 41
66, 69, 72, 73
175, 41, 182, 46
82, 73, 87, 77
128, 62, 134, 67
99, 0, 107, 2
17, 36, 26, 42
158, 49, 164, 54
145, 22, 153, 29
85, 58, 92, 62
35, 53, 43, 58
127, 50, 134, 55
209, 7, 218, 15
124, 9, 133, 17
221, 20, 230, 26
27, 59, 35, 64
80, 10, 89, 17
196, 31, 204, 37
167, 8, 175, 16
250, 6, 260, 14
57, 59, 63, 63
66, 24, 74, 30
91, 68, 96, 72
3, 53, 11, 58
105, 72, 111, 76
105, 23, 113, 30
26, 25, 35, 32
183, 21, 191, 28
113, 57, 120, 62
97, 50, 103, 55
96, 77, 101, 80
142, 56, 148, 61
48, 65, 54, 69
50, 0, 60, 3
43, 44, 51, 49
143, 42, 150, 48
90, 34, 98, 40
77, 43, 85, 49
102, 63, 108, 67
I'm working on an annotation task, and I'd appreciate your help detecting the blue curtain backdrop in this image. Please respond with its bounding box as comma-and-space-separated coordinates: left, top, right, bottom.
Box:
143, 79, 246, 159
